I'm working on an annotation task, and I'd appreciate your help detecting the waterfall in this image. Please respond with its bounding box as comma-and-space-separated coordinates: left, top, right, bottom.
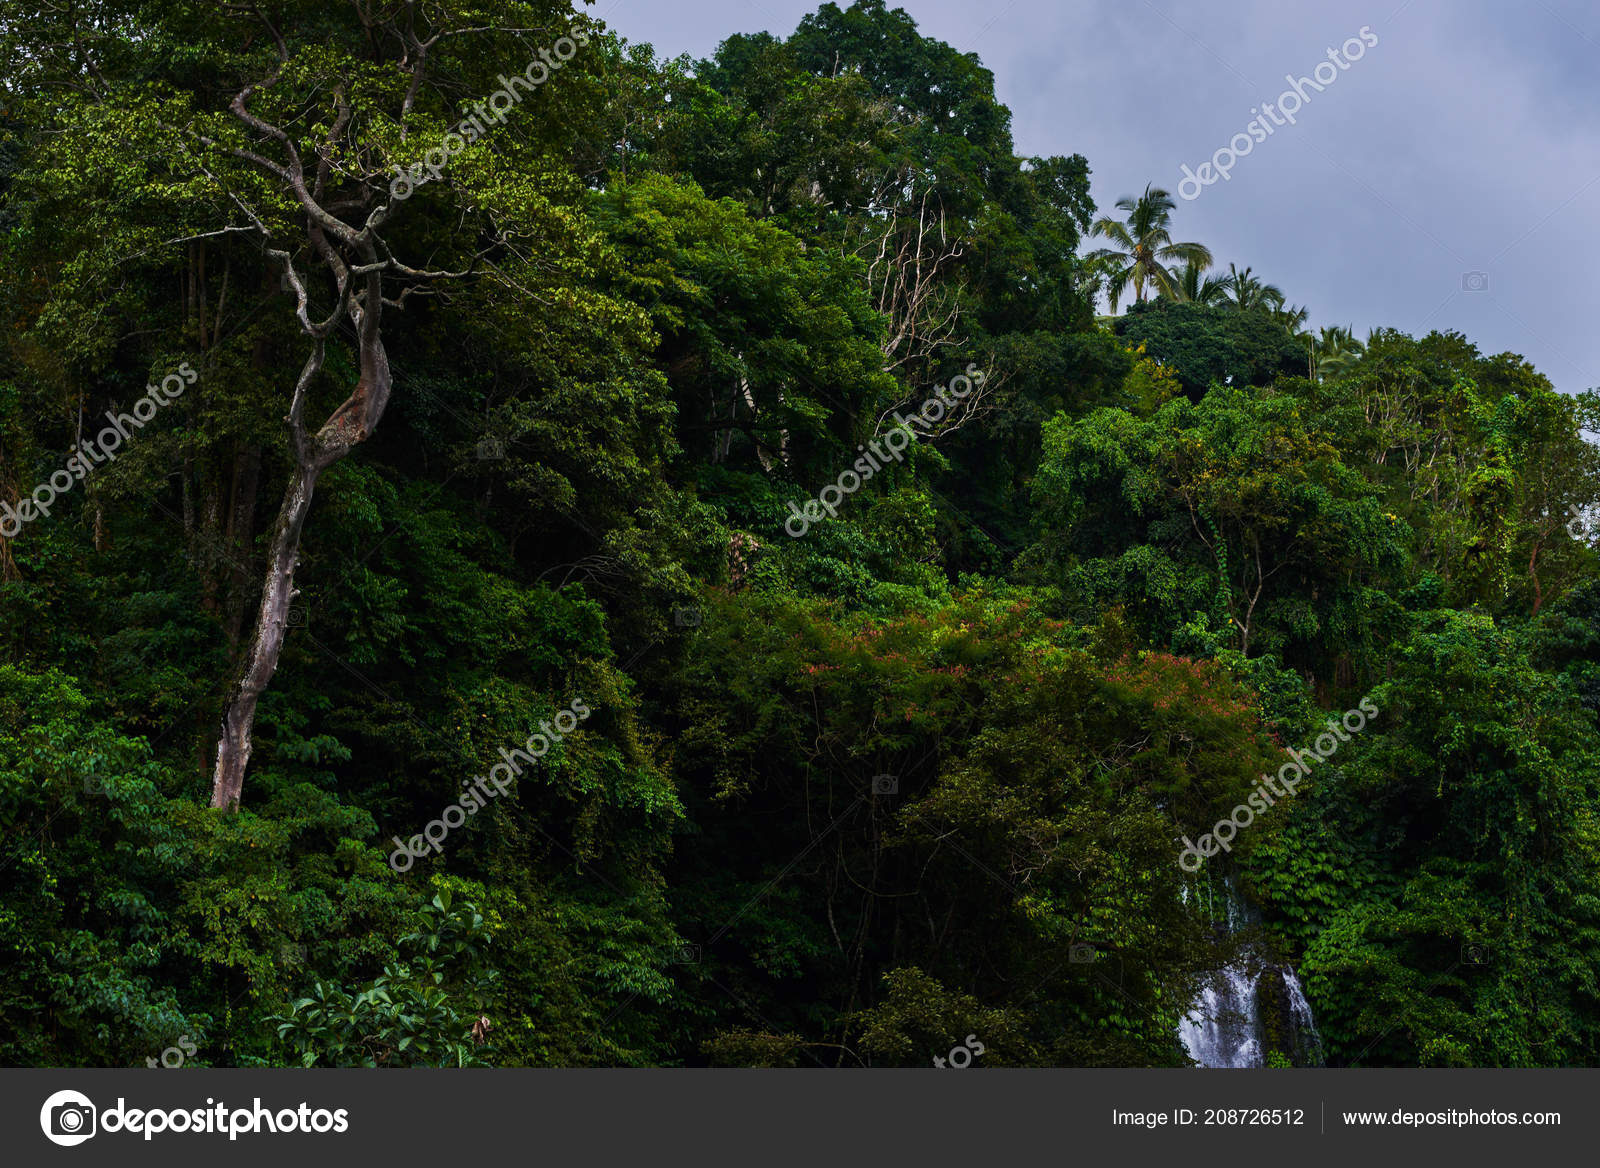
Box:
1280, 966, 1324, 1066
1177, 880, 1323, 1067
1178, 964, 1263, 1068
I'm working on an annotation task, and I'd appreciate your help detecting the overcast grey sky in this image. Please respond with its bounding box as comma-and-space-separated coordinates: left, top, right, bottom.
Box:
591, 0, 1599, 395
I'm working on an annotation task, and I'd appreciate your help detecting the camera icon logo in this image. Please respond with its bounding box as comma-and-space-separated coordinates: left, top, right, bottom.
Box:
1461, 943, 1491, 967
672, 606, 702, 629
39, 1089, 97, 1146
672, 943, 701, 964
476, 436, 504, 461
1461, 271, 1490, 292
1068, 942, 1097, 964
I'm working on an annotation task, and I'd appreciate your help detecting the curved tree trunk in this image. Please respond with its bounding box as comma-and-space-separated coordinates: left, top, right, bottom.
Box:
210, 320, 392, 810
203, 31, 464, 809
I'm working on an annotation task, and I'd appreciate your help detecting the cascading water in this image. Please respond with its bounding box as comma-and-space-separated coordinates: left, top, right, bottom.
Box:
1177, 879, 1323, 1067
1280, 966, 1324, 1066
1178, 964, 1264, 1068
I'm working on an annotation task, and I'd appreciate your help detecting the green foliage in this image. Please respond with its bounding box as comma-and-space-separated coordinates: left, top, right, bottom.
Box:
1, 0, 1598, 1073
1027, 385, 1405, 673
1262, 614, 1600, 1064
658, 589, 1274, 1065
1115, 300, 1308, 397
271, 890, 497, 1067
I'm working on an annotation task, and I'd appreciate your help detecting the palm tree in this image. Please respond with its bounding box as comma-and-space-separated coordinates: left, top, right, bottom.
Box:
1219, 263, 1285, 312
1309, 325, 1364, 380
1086, 185, 1213, 312
1275, 302, 1309, 333
1170, 257, 1227, 305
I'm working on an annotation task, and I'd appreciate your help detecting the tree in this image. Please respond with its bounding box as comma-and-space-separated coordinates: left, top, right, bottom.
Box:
1171, 258, 1227, 305
592, 173, 897, 478
1282, 613, 1600, 1065
1310, 325, 1365, 381
1275, 302, 1309, 335
137, 0, 589, 808
1218, 263, 1285, 313
664, 588, 1280, 1066
1114, 300, 1309, 397
1029, 385, 1406, 662
1086, 185, 1212, 312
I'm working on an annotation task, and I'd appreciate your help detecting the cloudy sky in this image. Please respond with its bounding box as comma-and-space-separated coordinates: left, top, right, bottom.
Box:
590, 0, 1599, 396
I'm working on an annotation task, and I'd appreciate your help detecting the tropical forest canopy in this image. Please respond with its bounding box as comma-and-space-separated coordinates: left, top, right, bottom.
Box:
2, 0, 1598, 1069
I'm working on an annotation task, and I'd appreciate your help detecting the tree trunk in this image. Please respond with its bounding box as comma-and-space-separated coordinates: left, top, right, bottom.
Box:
209, 457, 323, 809
200, 25, 453, 809
209, 308, 392, 810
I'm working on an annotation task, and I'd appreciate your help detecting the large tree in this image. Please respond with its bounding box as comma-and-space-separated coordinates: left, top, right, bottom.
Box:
191, 1, 592, 808
1, 0, 603, 808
